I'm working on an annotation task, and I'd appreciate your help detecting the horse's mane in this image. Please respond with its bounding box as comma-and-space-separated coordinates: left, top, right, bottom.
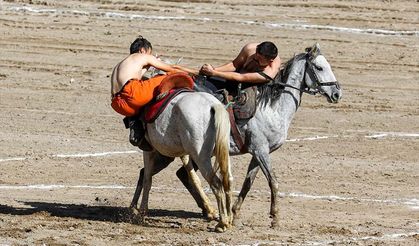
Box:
257, 53, 306, 106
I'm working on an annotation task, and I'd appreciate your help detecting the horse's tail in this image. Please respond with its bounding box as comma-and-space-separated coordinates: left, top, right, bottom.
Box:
212, 104, 232, 192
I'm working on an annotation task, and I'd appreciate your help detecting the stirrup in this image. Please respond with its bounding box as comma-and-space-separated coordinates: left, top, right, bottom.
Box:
214, 89, 229, 104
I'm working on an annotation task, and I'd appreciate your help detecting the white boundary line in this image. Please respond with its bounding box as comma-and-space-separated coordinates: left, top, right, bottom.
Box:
0, 150, 140, 163
7, 108, 116, 118
302, 231, 419, 246
2, 5, 418, 36
0, 157, 27, 163
250, 230, 419, 245
0, 184, 417, 210
1, 131, 418, 163
365, 132, 419, 139
53, 150, 139, 158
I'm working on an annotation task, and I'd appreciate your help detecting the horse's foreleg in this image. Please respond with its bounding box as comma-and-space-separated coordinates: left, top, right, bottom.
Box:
255, 152, 279, 228
180, 156, 216, 221
138, 160, 152, 222
138, 151, 166, 223
232, 157, 259, 225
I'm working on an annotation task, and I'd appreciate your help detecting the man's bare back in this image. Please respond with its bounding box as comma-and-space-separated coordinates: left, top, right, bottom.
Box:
111, 54, 147, 96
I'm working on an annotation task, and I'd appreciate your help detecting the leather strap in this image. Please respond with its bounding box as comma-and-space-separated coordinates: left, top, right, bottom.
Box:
227, 106, 247, 153
258, 71, 274, 81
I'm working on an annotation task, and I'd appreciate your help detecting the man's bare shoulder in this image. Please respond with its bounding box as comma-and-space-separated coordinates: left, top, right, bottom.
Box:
126, 53, 147, 61
242, 43, 258, 53
119, 53, 153, 67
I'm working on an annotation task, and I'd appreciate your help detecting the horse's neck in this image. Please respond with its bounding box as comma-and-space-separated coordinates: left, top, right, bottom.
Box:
270, 58, 305, 120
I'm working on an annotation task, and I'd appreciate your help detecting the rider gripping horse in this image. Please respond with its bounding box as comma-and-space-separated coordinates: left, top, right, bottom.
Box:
110, 36, 196, 150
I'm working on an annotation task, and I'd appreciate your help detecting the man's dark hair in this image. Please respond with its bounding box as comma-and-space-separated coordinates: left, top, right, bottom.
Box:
130, 36, 152, 54
256, 41, 278, 60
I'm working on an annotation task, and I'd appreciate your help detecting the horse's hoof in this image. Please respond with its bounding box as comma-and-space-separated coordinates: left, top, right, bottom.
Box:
227, 221, 233, 228
214, 223, 227, 233
232, 219, 242, 227
130, 207, 140, 216
270, 219, 279, 229
232, 213, 242, 227
204, 210, 217, 221
130, 208, 147, 225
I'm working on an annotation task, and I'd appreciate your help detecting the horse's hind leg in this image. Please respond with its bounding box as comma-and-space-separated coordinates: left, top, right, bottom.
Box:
232, 156, 259, 225
131, 152, 174, 218
196, 156, 230, 232
130, 153, 175, 210
210, 175, 229, 232
176, 160, 216, 220
138, 151, 156, 221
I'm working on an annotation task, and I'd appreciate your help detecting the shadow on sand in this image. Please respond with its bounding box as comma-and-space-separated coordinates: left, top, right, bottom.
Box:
0, 201, 203, 224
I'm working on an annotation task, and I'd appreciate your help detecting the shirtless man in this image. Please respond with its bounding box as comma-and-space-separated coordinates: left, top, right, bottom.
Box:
199, 41, 281, 89
111, 36, 196, 150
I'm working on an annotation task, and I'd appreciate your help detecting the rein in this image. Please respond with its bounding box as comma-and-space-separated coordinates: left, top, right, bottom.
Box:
264, 54, 339, 95
259, 70, 316, 95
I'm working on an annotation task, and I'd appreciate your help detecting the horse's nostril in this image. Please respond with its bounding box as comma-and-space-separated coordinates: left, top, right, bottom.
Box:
332, 92, 340, 101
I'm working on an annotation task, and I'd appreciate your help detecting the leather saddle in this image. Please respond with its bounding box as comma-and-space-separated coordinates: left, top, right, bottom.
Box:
143, 73, 194, 123
194, 75, 257, 121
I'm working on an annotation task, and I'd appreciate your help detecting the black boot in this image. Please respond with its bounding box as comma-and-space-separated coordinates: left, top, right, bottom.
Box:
123, 117, 153, 151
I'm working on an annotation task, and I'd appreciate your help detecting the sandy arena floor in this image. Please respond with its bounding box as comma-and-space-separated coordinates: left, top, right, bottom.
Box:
0, 0, 418, 245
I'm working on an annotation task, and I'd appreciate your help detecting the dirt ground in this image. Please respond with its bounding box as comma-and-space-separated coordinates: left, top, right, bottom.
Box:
0, 0, 418, 245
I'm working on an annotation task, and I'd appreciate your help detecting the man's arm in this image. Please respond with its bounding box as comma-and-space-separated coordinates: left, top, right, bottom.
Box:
172, 65, 199, 75
146, 55, 198, 75
215, 71, 268, 83
202, 64, 269, 83
146, 55, 178, 73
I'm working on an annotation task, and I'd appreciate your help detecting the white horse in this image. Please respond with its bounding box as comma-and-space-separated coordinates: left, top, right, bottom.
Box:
131, 43, 342, 228
130, 92, 233, 232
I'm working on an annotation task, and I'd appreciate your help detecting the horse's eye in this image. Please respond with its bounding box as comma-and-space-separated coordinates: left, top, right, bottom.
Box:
314, 65, 323, 71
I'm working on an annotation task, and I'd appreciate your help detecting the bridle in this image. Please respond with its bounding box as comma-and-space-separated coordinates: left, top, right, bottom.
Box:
304, 54, 340, 94
272, 53, 340, 95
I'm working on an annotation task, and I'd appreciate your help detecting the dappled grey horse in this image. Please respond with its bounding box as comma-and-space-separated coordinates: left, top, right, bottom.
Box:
131, 43, 342, 228
227, 43, 342, 227
130, 93, 233, 232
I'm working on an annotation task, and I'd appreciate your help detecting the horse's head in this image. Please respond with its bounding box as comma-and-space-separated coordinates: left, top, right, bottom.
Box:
304, 43, 342, 103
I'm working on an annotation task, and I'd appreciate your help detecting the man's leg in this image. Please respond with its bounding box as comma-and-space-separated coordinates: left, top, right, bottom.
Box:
123, 116, 153, 151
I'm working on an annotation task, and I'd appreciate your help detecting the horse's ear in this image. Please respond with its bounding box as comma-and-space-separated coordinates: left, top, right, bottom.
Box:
314, 43, 321, 53
307, 43, 321, 58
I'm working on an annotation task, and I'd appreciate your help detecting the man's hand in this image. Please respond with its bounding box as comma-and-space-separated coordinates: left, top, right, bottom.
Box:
200, 64, 214, 76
